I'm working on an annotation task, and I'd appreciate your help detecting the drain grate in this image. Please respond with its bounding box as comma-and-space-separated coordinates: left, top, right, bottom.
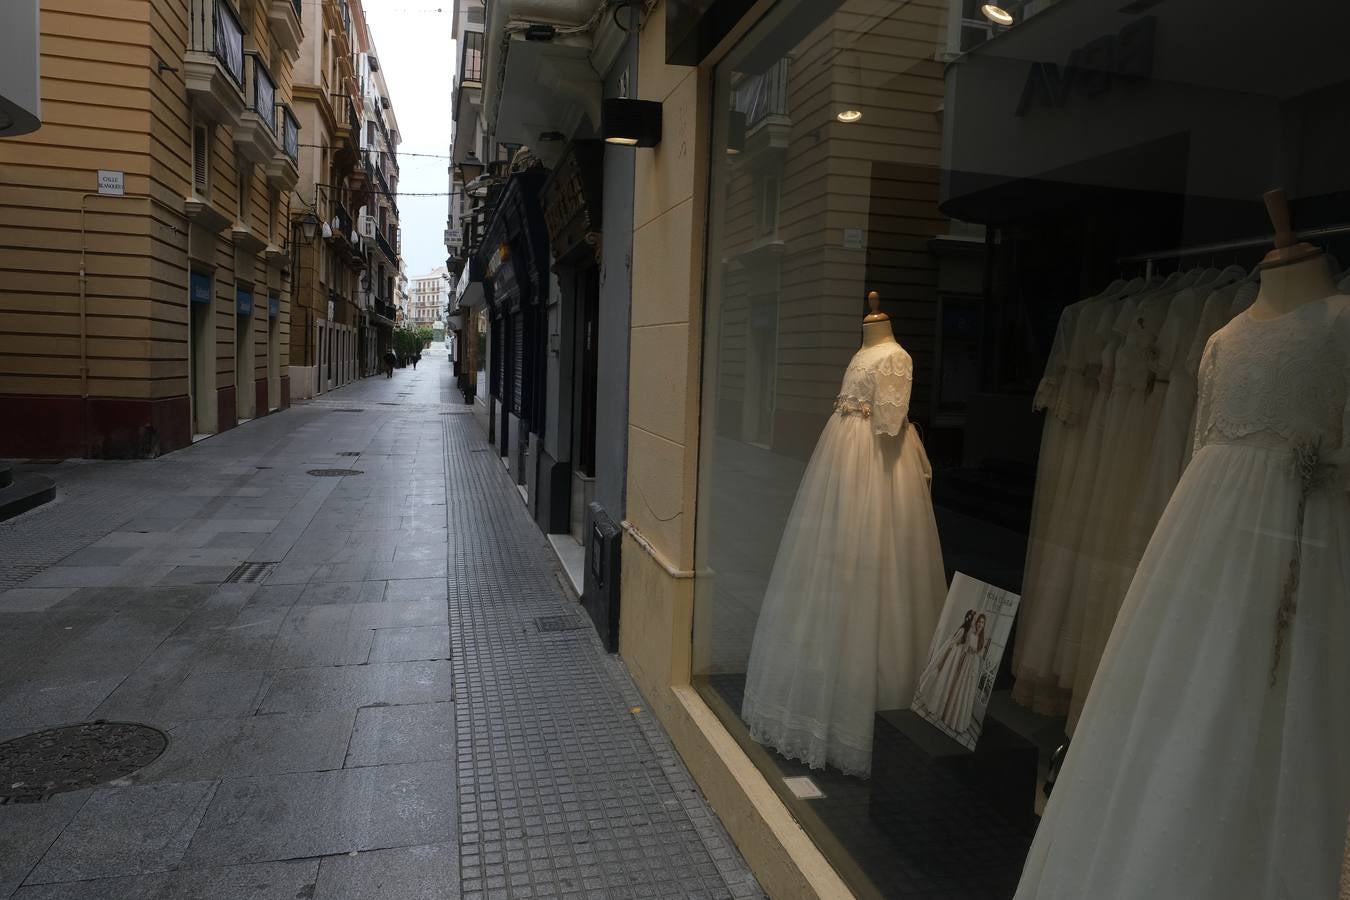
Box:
535, 615, 586, 634
223, 561, 276, 584
330, 408, 364, 413
0, 722, 168, 803
307, 468, 364, 477
379, 402, 400, 406
336, 452, 361, 457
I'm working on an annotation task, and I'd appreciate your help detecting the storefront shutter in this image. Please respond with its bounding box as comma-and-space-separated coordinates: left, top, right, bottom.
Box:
511, 314, 524, 415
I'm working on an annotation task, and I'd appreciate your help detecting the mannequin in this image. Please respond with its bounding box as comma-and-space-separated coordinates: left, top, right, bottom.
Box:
1250, 188, 1340, 319
862, 290, 898, 347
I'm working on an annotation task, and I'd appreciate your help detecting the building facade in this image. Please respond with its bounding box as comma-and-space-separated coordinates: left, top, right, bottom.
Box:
287, 0, 399, 400
0, 0, 304, 457
608, 1, 1350, 898
408, 267, 448, 332
448, 0, 636, 647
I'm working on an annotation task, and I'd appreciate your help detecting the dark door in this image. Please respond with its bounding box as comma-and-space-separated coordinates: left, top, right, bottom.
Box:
578, 265, 600, 478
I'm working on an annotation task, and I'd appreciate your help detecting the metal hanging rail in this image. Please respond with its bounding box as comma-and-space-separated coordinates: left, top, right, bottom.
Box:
1121, 222, 1350, 264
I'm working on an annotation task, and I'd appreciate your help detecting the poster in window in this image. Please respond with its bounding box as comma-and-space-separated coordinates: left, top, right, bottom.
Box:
910, 572, 1020, 750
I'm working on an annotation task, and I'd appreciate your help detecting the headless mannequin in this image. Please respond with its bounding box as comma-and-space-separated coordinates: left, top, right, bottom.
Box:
862, 290, 899, 348
1249, 188, 1342, 320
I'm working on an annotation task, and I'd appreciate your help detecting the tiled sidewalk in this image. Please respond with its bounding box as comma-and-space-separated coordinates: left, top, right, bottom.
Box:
0, 352, 761, 900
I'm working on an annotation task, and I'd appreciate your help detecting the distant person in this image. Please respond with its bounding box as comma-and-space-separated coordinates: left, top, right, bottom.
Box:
412, 351, 421, 370
383, 350, 396, 378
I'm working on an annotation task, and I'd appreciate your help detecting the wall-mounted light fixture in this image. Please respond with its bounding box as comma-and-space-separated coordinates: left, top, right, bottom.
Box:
297, 211, 321, 243
836, 108, 863, 123
455, 152, 484, 183
602, 98, 662, 148
981, 2, 1014, 25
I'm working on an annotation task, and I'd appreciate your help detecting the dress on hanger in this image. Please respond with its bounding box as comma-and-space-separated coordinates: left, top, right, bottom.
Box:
1062, 271, 1193, 729
740, 339, 946, 778
1013, 286, 1128, 716
1015, 295, 1350, 899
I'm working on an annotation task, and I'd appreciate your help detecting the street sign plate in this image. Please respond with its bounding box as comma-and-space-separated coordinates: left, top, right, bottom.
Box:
97, 170, 124, 195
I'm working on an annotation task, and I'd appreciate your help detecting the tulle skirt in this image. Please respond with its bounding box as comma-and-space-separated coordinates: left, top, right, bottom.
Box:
1015, 440, 1350, 899
741, 414, 947, 777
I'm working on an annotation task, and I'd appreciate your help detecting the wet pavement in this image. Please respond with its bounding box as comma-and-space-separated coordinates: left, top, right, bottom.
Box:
0, 350, 761, 900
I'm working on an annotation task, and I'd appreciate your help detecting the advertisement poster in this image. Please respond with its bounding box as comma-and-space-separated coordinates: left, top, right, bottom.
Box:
911, 573, 1020, 750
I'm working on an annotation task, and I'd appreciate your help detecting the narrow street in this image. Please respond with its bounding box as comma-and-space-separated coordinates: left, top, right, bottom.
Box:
0, 351, 760, 900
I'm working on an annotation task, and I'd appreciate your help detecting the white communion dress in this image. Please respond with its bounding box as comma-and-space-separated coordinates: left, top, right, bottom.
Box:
1015, 295, 1350, 899
915, 623, 987, 736
741, 338, 946, 778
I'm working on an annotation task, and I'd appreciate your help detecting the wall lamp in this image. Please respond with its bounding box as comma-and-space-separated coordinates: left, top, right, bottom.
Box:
602, 98, 662, 148
297, 211, 321, 242
455, 152, 484, 183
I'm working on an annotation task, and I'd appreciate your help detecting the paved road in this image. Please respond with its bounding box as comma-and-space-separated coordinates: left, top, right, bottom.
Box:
0, 350, 761, 899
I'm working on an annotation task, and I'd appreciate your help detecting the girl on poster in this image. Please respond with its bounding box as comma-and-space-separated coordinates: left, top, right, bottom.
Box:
916, 611, 990, 735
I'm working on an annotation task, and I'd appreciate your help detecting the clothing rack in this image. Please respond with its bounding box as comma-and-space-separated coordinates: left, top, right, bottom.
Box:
1121, 222, 1350, 281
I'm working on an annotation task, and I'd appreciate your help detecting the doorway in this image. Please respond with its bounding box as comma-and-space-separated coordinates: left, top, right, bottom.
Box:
267, 298, 280, 411
189, 270, 214, 435
235, 286, 255, 422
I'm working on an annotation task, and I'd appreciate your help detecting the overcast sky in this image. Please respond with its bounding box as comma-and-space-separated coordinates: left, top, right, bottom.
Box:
363, 1, 454, 281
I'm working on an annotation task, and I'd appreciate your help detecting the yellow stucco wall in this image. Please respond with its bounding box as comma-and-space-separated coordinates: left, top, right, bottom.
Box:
618, 4, 856, 896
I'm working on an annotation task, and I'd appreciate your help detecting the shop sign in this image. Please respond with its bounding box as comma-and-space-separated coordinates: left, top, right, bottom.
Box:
236, 287, 253, 317
190, 271, 212, 305
486, 242, 511, 279
1016, 17, 1156, 117
541, 143, 603, 258
268, 295, 280, 319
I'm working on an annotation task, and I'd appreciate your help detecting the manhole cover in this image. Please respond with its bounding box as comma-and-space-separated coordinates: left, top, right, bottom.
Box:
536, 615, 586, 633
0, 722, 167, 803
306, 469, 364, 477
223, 561, 276, 584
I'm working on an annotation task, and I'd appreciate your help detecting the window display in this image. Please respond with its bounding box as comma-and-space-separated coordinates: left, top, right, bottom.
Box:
689, 0, 1350, 896
741, 295, 945, 778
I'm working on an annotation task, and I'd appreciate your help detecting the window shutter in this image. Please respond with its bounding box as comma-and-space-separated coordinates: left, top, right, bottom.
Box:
193, 125, 210, 196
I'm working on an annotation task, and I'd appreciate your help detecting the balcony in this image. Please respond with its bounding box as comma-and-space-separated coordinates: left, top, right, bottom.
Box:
374, 224, 397, 265
185, 0, 245, 125
234, 53, 278, 165
732, 58, 791, 163
266, 104, 300, 190
267, 0, 304, 57
460, 30, 483, 85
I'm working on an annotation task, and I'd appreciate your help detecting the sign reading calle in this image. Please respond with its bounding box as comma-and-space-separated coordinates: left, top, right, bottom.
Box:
1016, 17, 1156, 117
97, 170, 125, 196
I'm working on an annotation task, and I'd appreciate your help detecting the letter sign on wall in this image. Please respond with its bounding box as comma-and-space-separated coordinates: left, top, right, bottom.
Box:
97, 170, 125, 196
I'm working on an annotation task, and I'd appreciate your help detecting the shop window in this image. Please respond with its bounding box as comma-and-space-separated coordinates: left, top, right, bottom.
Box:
692, 1, 1350, 898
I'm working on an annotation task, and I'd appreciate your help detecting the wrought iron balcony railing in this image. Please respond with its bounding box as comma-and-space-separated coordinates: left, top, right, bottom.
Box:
736, 57, 789, 129
246, 53, 277, 133
212, 0, 244, 86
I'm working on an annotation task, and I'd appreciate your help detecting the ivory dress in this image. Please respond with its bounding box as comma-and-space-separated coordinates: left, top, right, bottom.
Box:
1015, 295, 1350, 899
741, 338, 946, 778
916, 623, 987, 736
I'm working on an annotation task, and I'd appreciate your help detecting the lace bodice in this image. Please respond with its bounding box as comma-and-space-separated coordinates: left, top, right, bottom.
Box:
835, 341, 913, 437
1194, 296, 1350, 456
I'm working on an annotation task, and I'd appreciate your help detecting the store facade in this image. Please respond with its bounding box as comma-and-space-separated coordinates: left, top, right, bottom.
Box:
619, 0, 1350, 896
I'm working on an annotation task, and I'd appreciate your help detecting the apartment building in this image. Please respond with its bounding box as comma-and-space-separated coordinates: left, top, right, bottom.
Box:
0, 0, 304, 457
287, 0, 399, 398
408, 268, 447, 331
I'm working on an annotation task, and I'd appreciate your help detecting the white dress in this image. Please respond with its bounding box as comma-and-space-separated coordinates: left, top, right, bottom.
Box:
916, 625, 987, 736
1015, 295, 1350, 899
741, 339, 946, 778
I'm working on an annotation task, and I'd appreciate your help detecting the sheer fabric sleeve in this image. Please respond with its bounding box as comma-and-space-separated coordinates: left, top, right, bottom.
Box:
871, 350, 913, 437
1192, 335, 1219, 457
1034, 305, 1075, 414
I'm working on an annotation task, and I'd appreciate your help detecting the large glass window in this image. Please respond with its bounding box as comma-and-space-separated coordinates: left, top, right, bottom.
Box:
693, 1, 1350, 896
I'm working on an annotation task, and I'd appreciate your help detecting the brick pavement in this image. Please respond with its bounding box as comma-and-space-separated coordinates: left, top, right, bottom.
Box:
0, 350, 763, 900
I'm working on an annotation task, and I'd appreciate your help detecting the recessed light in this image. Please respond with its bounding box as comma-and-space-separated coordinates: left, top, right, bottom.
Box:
981, 3, 1014, 25
836, 109, 863, 123
604, 136, 639, 146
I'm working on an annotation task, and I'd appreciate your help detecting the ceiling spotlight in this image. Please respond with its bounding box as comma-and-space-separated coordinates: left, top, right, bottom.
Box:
836, 109, 863, 124
981, 3, 1014, 25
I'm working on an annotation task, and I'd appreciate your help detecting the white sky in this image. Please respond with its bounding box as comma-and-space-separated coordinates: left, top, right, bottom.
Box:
362, 1, 455, 280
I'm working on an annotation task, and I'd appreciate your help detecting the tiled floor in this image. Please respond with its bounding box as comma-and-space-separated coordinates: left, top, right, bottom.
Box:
0, 351, 761, 900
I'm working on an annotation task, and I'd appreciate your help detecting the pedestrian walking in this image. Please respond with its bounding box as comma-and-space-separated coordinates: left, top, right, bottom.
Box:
383, 349, 396, 378
412, 351, 421, 370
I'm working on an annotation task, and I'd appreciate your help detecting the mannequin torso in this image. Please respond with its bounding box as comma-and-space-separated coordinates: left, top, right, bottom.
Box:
862, 319, 898, 348
1250, 253, 1340, 320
